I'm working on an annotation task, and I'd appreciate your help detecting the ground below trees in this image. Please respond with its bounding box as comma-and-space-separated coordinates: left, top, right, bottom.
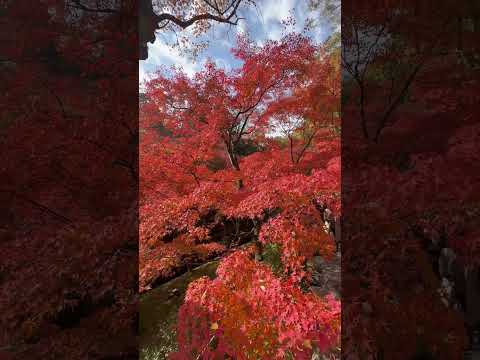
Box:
140, 242, 341, 360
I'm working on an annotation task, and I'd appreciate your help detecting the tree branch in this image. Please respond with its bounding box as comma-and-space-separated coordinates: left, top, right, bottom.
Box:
157, 0, 243, 30
373, 60, 424, 142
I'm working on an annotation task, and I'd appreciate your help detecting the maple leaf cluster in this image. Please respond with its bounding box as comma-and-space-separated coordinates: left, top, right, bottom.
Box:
173, 250, 340, 359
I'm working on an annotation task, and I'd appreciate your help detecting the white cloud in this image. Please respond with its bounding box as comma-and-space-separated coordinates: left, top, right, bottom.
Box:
261, 0, 295, 24
214, 58, 231, 72
267, 25, 283, 41
139, 62, 156, 90
139, 63, 146, 86
219, 37, 233, 48
313, 26, 326, 44
236, 20, 247, 34
144, 40, 200, 77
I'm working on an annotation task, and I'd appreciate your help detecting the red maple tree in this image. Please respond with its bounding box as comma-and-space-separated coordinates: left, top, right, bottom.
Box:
140, 33, 341, 358
1, 1, 138, 358
341, 1, 480, 358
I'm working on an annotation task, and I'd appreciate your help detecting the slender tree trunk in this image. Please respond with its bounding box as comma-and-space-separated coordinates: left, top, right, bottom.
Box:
231, 156, 243, 189
253, 219, 263, 261
226, 141, 243, 189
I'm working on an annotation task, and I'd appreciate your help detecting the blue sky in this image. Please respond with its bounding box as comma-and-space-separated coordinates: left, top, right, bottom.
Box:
139, 0, 335, 86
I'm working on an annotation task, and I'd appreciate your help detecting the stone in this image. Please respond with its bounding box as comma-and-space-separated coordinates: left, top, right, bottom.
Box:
169, 288, 180, 298
310, 253, 341, 299
312, 256, 325, 272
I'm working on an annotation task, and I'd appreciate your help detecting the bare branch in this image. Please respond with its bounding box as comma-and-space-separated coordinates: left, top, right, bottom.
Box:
156, 0, 243, 30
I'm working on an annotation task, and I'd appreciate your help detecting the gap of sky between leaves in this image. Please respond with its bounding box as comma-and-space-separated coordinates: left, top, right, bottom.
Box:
139, 0, 333, 88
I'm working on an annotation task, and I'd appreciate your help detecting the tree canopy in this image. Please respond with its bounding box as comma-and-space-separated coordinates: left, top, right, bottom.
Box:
140, 32, 341, 358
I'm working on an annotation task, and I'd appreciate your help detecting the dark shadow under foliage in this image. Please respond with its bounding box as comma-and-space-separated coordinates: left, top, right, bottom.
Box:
0, 1, 138, 359
342, 1, 480, 359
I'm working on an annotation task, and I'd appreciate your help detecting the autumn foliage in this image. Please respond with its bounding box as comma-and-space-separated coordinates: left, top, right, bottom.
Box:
140, 33, 341, 358
341, 0, 480, 358
0, 1, 138, 359
173, 250, 340, 359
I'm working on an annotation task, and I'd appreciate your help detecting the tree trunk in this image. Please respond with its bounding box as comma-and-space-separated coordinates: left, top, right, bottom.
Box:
139, 0, 158, 60
253, 219, 263, 261
226, 144, 243, 189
